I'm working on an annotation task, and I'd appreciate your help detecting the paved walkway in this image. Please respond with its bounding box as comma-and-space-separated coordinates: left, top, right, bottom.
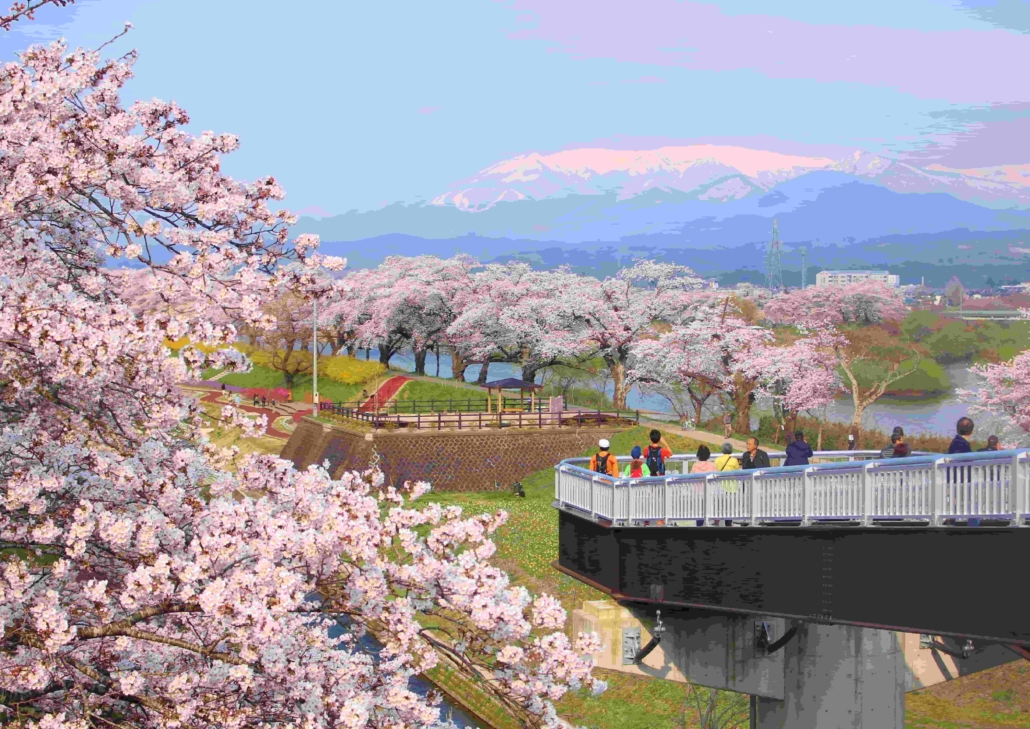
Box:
358, 375, 411, 412
197, 390, 298, 439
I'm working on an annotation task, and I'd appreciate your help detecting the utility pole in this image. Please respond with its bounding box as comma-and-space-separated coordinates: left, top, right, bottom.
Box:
312, 298, 319, 417
800, 247, 808, 288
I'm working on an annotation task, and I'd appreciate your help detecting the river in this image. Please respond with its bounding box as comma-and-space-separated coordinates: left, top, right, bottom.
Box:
353, 351, 1011, 439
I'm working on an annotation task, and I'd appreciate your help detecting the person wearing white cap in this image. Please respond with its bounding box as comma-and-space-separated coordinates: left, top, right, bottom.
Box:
589, 438, 618, 477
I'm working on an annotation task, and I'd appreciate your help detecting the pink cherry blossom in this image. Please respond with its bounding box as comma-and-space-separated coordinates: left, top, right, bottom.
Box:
0, 30, 602, 729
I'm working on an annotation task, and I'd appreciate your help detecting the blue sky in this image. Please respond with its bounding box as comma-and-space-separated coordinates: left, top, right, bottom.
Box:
1, 0, 1027, 215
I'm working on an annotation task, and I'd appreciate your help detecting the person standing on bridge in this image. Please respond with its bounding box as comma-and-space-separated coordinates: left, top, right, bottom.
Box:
589, 438, 619, 477
642, 429, 672, 476
691, 445, 717, 474
784, 430, 814, 466
622, 446, 650, 479
741, 437, 771, 470
978, 435, 1001, 452
880, 427, 904, 458
714, 442, 740, 471
948, 417, 974, 454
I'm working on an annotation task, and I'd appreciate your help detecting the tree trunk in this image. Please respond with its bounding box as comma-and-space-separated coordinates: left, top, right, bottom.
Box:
731, 379, 754, 434
771, 400, 786, 444
346, 344, 356, 357
365, 347, 371, 360
434, 345, 440, 378
817, 422, 824, 451
451, 347, 469, 381
413, 347, 428, 376
477, 360, 490, 385
521, 362, 541, 384
379, 346, 393, 367
609, 359, 628, 411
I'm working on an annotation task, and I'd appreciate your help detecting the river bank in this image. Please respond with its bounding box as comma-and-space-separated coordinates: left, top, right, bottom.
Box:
338, 350, 1012, 440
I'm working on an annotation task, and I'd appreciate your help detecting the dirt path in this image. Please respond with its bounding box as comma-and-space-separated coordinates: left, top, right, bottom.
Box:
642, 418, 750, 450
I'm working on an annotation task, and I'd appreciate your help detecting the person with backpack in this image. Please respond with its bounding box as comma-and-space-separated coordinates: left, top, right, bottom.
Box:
588, 438, 619, 477
642, 429, 672, 476
622, 446, 651, 479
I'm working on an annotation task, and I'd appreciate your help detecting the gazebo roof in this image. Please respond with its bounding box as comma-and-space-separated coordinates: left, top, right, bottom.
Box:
481, 378, 543, 391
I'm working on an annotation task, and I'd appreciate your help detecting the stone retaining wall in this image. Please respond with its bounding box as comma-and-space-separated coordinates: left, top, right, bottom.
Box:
280, 418, 630, 492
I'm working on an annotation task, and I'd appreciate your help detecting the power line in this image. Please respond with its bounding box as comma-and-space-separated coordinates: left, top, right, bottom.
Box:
765, 218, 783, 291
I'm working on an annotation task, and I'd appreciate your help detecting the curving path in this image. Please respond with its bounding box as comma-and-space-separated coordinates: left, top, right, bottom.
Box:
197, 390, 299, 439
357, 376, 412, 413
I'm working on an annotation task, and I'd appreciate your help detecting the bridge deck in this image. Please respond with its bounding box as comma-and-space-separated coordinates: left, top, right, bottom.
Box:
554, 450, 1030, 644
555, 449, 1030, 527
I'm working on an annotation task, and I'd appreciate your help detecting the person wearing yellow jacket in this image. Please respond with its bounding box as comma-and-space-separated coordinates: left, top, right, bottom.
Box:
713, 442, 740, 471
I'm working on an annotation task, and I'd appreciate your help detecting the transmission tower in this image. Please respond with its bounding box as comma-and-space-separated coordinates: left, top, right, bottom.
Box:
800, 246, 808, 288
765, 218, 784, 291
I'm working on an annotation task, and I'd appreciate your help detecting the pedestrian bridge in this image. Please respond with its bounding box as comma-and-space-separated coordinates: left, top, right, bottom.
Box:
553, 448, 1030, 644
553, 448, 1030, 727
555, 449, 1030, 527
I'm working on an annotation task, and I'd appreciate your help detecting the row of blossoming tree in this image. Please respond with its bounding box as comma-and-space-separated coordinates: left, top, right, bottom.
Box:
0, 13, 605, 728
314, 253, 945, 437
309, 248, 1030, 442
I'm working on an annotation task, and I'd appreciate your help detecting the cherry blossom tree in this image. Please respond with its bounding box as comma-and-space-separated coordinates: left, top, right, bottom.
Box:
960, 312, 1030, 439
0, 32, 603, 729
823, 324, 925, 431
448, 263, 588, 384
325, 256, 476, 374
549, 261, 707, 410
630, 313, 774, 433
743, 327, 843, 447
763, 280, 905, 327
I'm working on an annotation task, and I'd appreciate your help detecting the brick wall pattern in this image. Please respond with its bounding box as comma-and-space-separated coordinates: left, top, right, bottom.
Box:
280, 418, 631, 492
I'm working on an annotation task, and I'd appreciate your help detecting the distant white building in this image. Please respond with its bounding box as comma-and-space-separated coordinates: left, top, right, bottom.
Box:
815, 270, 900, 288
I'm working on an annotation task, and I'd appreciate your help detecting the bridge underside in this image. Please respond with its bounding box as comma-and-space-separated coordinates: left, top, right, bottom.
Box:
557, 510, 1030, 645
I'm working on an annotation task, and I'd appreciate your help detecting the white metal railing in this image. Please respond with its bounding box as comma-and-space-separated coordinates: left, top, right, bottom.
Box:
553, 449, 1030, 527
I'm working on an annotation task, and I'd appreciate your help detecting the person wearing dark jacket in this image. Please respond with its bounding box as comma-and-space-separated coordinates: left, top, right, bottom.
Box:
978, 435, 1000, 452
947, 417, 974, 454
880, 427, 904, 458
741, 437, 771, 470
784, 431, 813, 466
891, 432, 910, 458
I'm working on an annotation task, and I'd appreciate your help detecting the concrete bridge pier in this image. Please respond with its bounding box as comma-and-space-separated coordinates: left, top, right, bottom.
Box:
572, 601, 1017, 729
751, 622, 903, 729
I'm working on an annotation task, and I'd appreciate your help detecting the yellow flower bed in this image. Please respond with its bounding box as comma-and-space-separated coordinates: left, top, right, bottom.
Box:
164, 337, 227, 354
320, 355, 386, 385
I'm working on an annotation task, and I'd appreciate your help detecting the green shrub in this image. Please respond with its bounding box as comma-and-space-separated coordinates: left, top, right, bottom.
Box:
887, 359, 950, 394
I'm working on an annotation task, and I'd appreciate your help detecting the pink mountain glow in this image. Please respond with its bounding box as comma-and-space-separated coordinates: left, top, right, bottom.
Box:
484, 145, 832, 179
431, 145, 1030, 212
926, 164, 1030, 188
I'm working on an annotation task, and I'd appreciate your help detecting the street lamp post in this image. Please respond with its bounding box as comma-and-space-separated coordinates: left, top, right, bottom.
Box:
312, 298, 319, 418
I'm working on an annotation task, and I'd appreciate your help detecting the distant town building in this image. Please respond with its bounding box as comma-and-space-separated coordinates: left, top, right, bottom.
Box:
815, 270, 900, 288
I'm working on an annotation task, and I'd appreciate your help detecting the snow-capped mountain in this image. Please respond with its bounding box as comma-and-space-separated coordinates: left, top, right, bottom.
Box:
430, 145, 1030, 212
431, 145, 835, 210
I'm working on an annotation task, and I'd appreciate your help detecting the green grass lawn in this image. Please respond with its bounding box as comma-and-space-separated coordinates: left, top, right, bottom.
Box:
423, 426, 715, 728
212, 364, 364, 404
390, 379, 491, 410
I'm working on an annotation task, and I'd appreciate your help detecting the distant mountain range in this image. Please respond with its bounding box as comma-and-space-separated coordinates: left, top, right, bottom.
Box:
296, 144, 1030, 283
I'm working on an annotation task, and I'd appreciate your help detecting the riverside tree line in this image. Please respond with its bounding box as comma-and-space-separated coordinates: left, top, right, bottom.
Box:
125, 250, 1030, 443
